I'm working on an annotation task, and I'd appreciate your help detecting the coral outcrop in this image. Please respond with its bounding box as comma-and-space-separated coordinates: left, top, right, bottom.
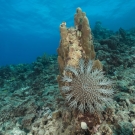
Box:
57, 7, 102, 75
57, 7, 113, 134
57, 7, 103, 100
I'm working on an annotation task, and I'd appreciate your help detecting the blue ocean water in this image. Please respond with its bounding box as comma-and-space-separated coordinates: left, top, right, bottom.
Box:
0, 0, 135, 66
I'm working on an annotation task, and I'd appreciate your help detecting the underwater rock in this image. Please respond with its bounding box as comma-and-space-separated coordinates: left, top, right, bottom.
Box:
117, 121, 133, 135
93, 21, 114, 39
96, 123, 113, 135
4, 127, 26, 135
22, 113, 36, 129
52, 110, 61, 119
119, 27, 126, 40
131, 120, 135, 128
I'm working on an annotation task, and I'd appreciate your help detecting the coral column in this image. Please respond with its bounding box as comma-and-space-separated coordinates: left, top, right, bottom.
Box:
57, 7, 102, 89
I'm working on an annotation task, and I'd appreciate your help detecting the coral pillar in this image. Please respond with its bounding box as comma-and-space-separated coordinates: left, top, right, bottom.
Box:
57, 7, 102, 87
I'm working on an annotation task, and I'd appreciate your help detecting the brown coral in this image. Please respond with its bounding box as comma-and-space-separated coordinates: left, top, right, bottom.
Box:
57, 8, 103, 93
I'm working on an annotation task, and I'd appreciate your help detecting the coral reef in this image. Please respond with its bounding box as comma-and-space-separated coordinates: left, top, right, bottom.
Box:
0, 7, 135, 135
93, 21, 114, 40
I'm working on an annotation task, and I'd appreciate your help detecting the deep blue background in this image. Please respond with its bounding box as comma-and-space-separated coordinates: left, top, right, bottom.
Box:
0, 0, 135, 66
